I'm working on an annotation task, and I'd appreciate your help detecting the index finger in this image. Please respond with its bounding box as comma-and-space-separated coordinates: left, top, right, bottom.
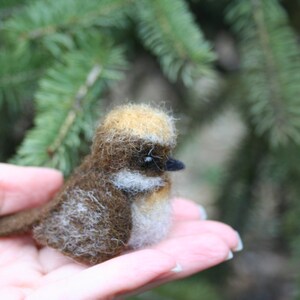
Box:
0, 163, 63, 215
172, 198, 207, 221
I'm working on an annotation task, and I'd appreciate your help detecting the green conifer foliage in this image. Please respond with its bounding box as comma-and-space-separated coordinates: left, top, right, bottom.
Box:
13, 36, 127, 175
1, 0, 300, 298
136, 0, 215, 85
0, 0, 213, 173
4, 0, 134, 56
228, 0, 300, 147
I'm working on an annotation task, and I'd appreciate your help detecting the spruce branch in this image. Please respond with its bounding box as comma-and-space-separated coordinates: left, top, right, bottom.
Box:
4, 0, 134, 56
227, 0, 300, 146
47, 65, 102, 157
135, 0, 215, 86
13, 37, 128, 175
0, 50, 43, 112
0, 0, 28, 20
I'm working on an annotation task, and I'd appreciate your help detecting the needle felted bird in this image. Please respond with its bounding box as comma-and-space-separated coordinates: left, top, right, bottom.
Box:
0, 104, 185, 265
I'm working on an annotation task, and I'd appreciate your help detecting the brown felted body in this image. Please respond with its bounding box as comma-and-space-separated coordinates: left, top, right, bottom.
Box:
0, 104, 184, 265
0, 158, 133, 264
34, 159, 133, 265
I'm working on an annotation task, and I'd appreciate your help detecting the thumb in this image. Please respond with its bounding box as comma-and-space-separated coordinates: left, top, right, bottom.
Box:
0, 163, 63, 215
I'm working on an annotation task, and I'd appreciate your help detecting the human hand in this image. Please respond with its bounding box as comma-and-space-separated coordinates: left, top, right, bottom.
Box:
0, 163, 242, 300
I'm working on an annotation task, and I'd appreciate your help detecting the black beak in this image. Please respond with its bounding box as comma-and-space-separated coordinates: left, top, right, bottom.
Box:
165, 157, 185, 171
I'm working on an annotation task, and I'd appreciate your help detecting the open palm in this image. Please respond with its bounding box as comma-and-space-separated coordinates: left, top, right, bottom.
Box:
0, 164, 241, 300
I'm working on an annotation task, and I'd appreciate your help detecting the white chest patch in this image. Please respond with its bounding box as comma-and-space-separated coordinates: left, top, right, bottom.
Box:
127, 196, 172, 249
111, 170, 164, 193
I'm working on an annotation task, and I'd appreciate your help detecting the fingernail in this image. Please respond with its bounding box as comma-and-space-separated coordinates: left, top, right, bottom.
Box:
171, 263, 182, 273
198, 205, 207, 220
226, 251, 234, 261
233, 231, 243, 252
157, 263, 183, 281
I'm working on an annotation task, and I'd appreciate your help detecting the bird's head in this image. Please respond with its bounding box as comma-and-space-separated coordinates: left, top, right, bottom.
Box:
91, 104, 184, 193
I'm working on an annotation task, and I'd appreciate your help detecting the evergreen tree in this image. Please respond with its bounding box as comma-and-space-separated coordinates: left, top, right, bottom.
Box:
1, 0, 300, 299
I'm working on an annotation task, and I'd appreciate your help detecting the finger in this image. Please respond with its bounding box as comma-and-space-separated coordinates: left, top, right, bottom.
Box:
153, 233, 231, 282
0, 164, 63, 215
172, 198, 207, 221
122, 233, 232, 298
27, 249, 177, 300
169, 220, 242, 252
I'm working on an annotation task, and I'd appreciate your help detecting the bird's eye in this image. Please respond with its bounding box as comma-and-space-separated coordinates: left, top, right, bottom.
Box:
144, 156, 153, 163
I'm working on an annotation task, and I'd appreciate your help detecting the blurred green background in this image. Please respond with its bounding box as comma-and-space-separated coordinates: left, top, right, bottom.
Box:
1, 0, 300, 299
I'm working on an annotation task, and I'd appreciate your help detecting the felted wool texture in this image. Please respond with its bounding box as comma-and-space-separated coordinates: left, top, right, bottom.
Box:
111, 170, 165, 194
33, 167, 132, 265
0, 205, 43, 235
128, 185, 172, 249
100, 104, 177, 147
91, 131, 172, 176
34, 189, 112, 263
0, 104, 179, 265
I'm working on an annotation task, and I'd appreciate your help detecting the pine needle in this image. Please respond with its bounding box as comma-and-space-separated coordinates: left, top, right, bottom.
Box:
227, 0, 300, 147
12, 36, 128, 175
135, 0, 215, 86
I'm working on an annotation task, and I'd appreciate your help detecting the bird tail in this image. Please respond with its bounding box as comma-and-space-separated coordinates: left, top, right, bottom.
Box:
0, 206, 44, 236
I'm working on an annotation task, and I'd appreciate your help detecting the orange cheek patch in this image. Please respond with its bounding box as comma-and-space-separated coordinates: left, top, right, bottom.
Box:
141, 181, 171, 213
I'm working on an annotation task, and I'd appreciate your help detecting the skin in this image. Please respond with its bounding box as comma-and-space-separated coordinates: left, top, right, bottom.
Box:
0, 163, 241, 300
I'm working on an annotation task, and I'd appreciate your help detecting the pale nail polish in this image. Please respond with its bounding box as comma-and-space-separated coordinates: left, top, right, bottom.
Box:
171, 263, 183, 273
198, 205, 207, 220
234, 231, 243, 252
226, 251, 234, 261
